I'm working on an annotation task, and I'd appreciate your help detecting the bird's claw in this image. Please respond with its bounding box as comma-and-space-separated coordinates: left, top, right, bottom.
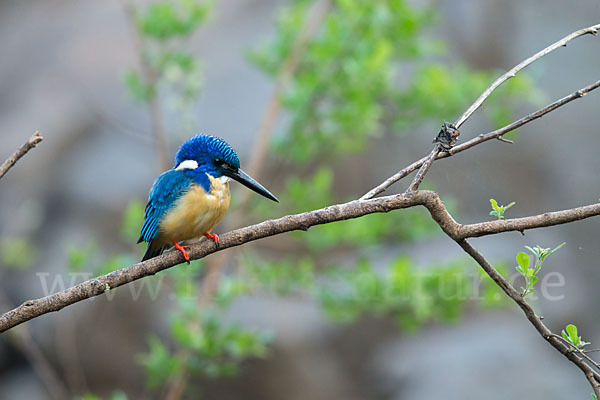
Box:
204, 232, 220, 247
173, 241, 190, 264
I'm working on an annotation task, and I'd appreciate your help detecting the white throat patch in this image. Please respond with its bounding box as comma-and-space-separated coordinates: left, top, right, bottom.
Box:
175, 160, 199, 171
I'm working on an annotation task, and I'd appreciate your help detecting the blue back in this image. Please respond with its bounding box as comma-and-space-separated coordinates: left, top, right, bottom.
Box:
139, 170, 192, 243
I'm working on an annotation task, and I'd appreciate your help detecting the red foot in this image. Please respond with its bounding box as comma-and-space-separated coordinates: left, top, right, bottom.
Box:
204, 232, 219, 245
173, 241, 190, 264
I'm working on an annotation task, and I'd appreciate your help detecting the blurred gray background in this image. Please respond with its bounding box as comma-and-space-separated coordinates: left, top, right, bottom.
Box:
0, 0, 599, 399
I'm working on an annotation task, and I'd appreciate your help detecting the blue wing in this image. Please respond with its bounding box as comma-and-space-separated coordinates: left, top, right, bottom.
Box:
138, 170, 193, 243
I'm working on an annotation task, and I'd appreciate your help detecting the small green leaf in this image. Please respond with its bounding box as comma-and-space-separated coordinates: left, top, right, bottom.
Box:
505, 201, 516, 210
489, 199, 499, 212
566, 324, 578, 340
516, 252, 530, 271
529, 276, 538, 286
550, 242, 566, 254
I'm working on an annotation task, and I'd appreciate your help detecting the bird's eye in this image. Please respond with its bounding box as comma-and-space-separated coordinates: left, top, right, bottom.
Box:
214, 158, 231, 169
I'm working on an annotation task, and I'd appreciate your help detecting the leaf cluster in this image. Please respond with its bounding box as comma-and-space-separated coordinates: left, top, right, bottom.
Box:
515, 243, 565, 296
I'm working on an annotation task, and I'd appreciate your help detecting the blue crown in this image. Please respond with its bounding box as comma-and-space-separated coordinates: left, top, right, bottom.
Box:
175, 134, 240, 170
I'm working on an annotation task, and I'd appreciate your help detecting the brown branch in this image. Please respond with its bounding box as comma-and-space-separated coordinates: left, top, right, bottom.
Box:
0, 132, 43, 180
360, 79, 600, 200
453, 23, 599, 129
3, 190, 600, 333
551, 333, 600, 374
457, 202, 600, 240
0, 193, 423, 333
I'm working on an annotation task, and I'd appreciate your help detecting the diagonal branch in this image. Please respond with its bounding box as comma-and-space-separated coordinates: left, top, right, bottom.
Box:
0, 132, 43, 181
454, 23, 599, 129
360, 79, 600, 200
370, 23, 600, 199
406, 144, 442, 193
456, 240, 600, 396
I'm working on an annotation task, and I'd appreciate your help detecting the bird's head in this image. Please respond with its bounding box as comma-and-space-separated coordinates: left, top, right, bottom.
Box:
174, 134, 279, 202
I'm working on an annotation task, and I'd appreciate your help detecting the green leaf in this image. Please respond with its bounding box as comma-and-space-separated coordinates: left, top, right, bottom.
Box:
516, 252, 530, 272
489, 198, 499, 212
550, 242, 566, 255
566, 324, 578, 341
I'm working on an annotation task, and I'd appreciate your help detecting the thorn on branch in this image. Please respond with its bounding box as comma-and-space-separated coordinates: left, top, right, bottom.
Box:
497, 136, 514, 144
433, 122, 460, 150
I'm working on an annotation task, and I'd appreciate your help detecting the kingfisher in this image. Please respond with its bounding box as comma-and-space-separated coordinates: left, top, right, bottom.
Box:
138, 134, 279, 262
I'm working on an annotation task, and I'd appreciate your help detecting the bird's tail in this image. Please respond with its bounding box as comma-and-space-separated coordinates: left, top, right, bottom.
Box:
141, 240, 167, 262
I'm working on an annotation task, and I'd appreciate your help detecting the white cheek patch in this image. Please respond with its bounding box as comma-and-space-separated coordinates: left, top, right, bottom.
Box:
219, 176, 231, 183
175, 160, 199, 171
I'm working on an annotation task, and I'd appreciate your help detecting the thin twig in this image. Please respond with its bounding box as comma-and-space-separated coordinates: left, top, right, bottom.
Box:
122, 0, 170, 171
402, 22, 600, 204
360, 79, 600, 200
0, 132, 43, 180
406, 144, 441, 193
454, 23, 600, 128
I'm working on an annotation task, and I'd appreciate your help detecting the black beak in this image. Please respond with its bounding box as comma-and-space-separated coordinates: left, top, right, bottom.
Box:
223, 168, 279, 202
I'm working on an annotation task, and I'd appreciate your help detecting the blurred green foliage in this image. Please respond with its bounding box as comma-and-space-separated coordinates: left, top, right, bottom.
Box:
80, 392, 128, 400
0, 237, 37, 269
136, 0, 211, 40
249, 0, 536, 162
124, 0, 208, 134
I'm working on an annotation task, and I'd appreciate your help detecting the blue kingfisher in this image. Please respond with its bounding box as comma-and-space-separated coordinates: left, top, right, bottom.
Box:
138, 134, 279, 262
